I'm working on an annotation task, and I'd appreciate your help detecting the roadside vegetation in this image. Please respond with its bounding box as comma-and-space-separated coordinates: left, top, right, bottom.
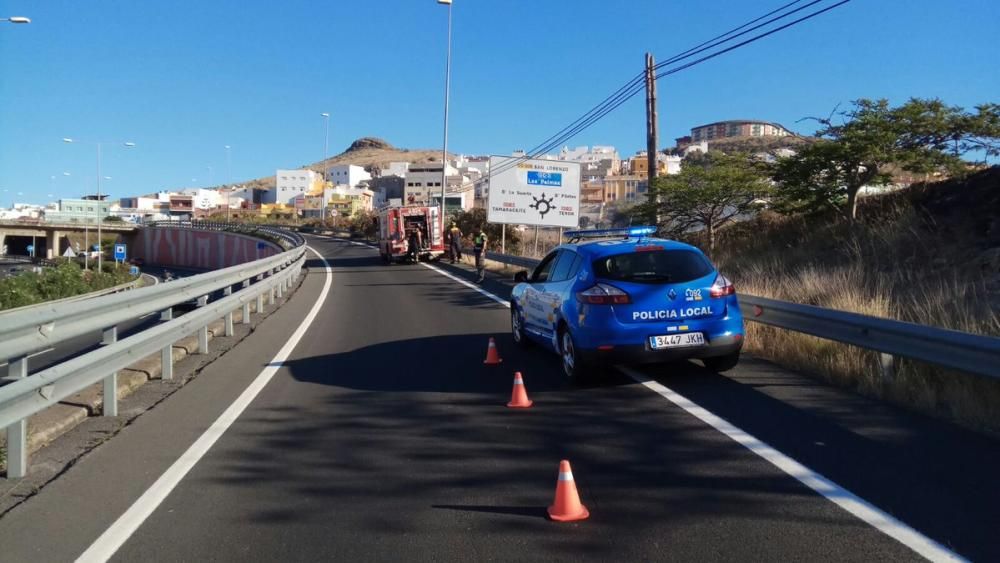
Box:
639, 97, 1000, 433
695, 170, 1000, 433
0, 262, 136, 311
483, 97, 1000, 432
448, 207, 522, 253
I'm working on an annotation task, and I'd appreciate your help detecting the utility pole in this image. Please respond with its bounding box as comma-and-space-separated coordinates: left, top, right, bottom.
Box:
645, 52, 659, 204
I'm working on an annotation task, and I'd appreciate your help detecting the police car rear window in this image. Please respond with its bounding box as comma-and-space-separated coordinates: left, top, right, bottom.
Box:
592, 250, 713, 284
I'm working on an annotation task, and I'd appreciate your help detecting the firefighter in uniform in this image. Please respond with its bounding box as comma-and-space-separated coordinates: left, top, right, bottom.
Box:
473, 226, 487, 283
447, 223, 463, 263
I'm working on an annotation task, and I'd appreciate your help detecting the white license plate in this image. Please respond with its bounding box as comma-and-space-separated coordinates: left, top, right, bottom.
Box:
649, 332, 705, 349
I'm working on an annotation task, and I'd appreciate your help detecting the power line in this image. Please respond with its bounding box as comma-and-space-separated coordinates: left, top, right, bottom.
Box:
481, 0, 849, 185
657, 0, 852, 80
524, 0, 838, 163
512, 0, 814, 171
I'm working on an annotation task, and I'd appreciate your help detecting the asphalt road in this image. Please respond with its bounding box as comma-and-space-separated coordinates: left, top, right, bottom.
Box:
0, 236, 996, 561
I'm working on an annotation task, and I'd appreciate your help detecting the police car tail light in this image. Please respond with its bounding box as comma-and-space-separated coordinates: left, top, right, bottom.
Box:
710, 274, 735, 298
577, 283, 631, 305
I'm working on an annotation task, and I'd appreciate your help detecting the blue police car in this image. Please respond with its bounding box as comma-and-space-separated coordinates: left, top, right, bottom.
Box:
510, 227, 744, 380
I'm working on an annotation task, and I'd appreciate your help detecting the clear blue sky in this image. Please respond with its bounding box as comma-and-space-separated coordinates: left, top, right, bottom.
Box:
1, 0, 998, 205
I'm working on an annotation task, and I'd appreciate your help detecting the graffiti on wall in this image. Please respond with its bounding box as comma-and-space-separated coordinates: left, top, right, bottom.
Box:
134, 229, 282, 269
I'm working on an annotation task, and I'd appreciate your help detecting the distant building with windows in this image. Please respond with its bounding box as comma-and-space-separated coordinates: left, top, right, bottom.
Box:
689, 120, 791, 143
403, 163, 473, 212
326, 164, 371, 188
264, 169, 324, 205
44, 196, 112, 224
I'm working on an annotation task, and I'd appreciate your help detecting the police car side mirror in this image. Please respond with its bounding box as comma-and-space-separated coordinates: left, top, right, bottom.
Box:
514, 270, 529, 283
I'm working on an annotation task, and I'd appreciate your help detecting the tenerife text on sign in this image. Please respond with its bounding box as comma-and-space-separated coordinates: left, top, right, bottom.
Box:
487, 156, 580, 228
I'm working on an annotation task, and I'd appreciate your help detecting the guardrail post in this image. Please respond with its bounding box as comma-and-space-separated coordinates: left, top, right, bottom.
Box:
242, 280, 251, 325
223, 286, 235, 337
197, 295, 210, 354
160, 307, 173, 380
102, 326, 118, 417
269, 282, 276, 305
276, 270, 285, 299
4, 356, 28, 479
879, 353, 895, 384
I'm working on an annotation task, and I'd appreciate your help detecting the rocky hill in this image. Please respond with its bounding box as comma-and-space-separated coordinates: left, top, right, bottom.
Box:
229, 138, 450, 192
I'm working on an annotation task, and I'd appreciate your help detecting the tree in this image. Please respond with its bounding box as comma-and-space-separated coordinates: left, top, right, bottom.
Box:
643, 151, 770, 253
772, 98, 1000, 220
450, 207, 520, 252
605, 202, 640, 228
348, 209, 377, 238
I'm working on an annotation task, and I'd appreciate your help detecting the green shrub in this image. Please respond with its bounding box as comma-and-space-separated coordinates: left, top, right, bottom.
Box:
0, 262, 134, 311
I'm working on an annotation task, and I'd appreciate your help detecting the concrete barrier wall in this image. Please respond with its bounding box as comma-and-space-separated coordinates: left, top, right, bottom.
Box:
132, 228, 282, 270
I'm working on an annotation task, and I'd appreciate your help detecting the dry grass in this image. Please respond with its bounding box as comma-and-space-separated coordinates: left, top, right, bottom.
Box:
483, 170, 1000, 433
701, 176, 1000, 435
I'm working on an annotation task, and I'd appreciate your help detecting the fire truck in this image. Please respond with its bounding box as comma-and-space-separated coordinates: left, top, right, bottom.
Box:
376, 205, 444, 263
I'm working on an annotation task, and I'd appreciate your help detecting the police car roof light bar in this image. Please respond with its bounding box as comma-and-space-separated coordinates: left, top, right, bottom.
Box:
564, 226, 657, 242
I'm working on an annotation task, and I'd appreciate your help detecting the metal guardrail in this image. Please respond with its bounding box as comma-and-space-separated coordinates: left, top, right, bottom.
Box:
481, 251, 1000, 380
1, 225, 307, 479
0, 254, 60, 268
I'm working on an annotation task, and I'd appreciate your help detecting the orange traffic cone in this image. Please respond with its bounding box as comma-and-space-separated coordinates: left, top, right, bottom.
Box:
548, 460, 590, 522
483, 337, 503, 365
507, 372, 533, 408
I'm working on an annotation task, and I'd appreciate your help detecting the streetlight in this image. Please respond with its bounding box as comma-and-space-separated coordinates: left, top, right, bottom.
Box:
62, 138, 135, 270
438, 0, 453, 225
320, 113, 330, 169
224, 145, 232, 221
1, 16, 30, 24
320, 112, 330, 224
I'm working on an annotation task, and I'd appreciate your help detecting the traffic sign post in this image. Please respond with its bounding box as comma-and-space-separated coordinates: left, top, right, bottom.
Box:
486, 156, 581, 229
114, 243, 126, 264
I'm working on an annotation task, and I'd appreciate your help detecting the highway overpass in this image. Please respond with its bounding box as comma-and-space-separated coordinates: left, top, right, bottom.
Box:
0, 221, 137, 259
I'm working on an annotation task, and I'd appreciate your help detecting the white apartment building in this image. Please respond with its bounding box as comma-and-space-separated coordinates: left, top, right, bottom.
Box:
403, 163, 473, 212
179, 188, 222, 211
557, 145, 620, 164
381, 161, 410, 178
265, 169, 323, 205
326, 164, 372, 188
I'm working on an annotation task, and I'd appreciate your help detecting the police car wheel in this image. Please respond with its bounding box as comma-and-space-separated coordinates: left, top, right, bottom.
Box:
511, 308, 529, 347
559, 328, 590, 381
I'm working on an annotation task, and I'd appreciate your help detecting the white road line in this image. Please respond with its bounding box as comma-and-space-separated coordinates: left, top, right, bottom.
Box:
76, 246, 334, 563
618, 367, 965, 563
329, 237, 958, 559
419, 262, 510, 307
339, 237, 511, 308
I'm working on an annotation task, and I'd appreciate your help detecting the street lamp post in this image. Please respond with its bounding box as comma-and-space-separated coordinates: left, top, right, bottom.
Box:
438, 0, 453, 225
225, 145, 232, 221
63, 138, 135, 270
321, 112, 330, 225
